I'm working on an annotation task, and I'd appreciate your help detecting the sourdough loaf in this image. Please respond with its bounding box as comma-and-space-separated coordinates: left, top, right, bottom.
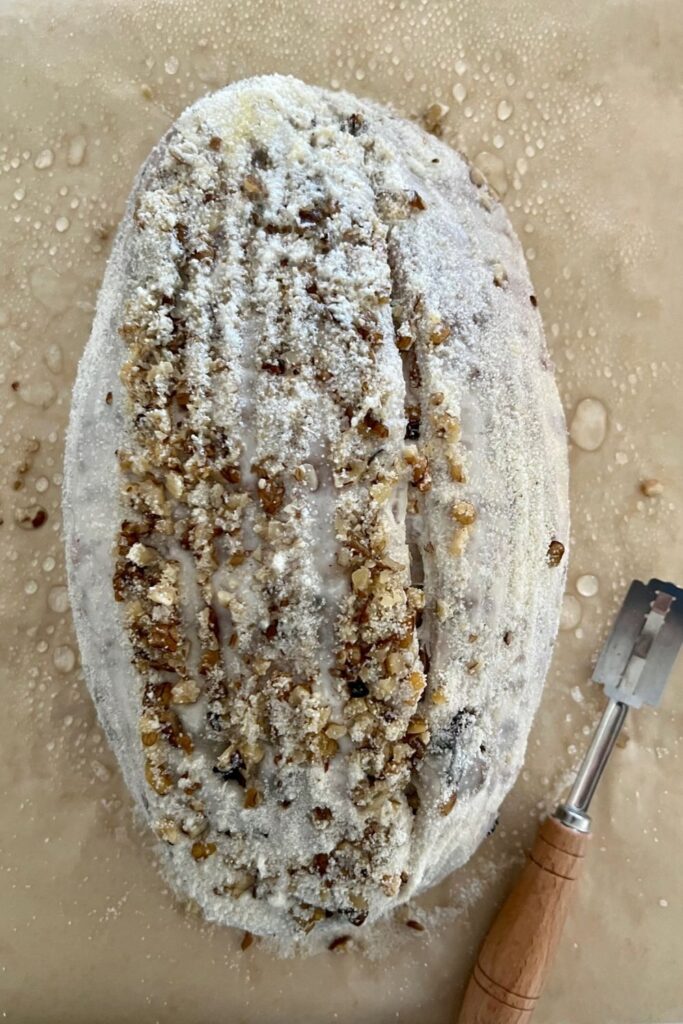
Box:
64, 75, 568, 944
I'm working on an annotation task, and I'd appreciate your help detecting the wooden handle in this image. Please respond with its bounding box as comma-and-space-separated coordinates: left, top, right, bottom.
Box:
457, 816, 589, 1024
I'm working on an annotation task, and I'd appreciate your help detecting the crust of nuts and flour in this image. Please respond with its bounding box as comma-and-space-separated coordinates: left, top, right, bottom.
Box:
64, 75, 568, 946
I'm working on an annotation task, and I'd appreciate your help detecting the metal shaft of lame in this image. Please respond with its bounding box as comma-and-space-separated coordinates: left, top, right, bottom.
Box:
556, 700, 628, 831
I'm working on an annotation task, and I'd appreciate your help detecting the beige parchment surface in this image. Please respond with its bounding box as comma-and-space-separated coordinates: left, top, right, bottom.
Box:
0, 1, 682, 1022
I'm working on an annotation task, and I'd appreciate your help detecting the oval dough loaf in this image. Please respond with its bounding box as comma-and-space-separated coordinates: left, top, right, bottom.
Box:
64, 74, 568, 945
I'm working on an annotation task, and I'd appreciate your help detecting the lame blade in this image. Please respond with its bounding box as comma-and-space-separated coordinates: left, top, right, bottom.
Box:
592, 578, 683, 709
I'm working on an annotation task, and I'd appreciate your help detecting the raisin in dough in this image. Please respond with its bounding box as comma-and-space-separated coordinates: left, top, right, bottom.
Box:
64, 75, 568, 944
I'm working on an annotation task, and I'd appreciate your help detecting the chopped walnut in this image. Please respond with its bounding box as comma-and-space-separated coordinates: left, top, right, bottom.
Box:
547, 540, 565, 567
257, 474, 285, 515
155, 818, 181, 844
191, 840, 217, 860
293, 463, 319, 491
447, 452, 465, 483
170, 679, 201, 704
385, 651, 404, 675
325, 722, 348, 740
408, 671, 424, 694
181, 811, 208, 838
241, 741, 265, 766
440, 793, 458, 816
422, 102, 449, 136
381, 873, 402, 897
127, 542, 157, 566
432, 411, 461, 441
351, 566, 371, 592
145, 759, 173, 796
14, 504, 48, 530
148, 564, 179, 607
452, 500, 477, 525
396, 326, 414, 351
492, 262, 508, 287
640, 478, 663, 497
376, 189, 426, 220
164, 471, 184, 499
374, 677, 397, 700
317, 734, 339, 760
359, 410, 389, 439
405, 450, 431, 492
406, 718, 428, 735
429, 322, 451, 346
242, 173, 266, 198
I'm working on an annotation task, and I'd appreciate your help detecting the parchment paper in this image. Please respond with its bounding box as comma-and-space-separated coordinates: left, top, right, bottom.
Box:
0, 2, 681, 1022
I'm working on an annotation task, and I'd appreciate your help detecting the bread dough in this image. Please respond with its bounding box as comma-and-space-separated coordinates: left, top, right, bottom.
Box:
63, 75, 567, 944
